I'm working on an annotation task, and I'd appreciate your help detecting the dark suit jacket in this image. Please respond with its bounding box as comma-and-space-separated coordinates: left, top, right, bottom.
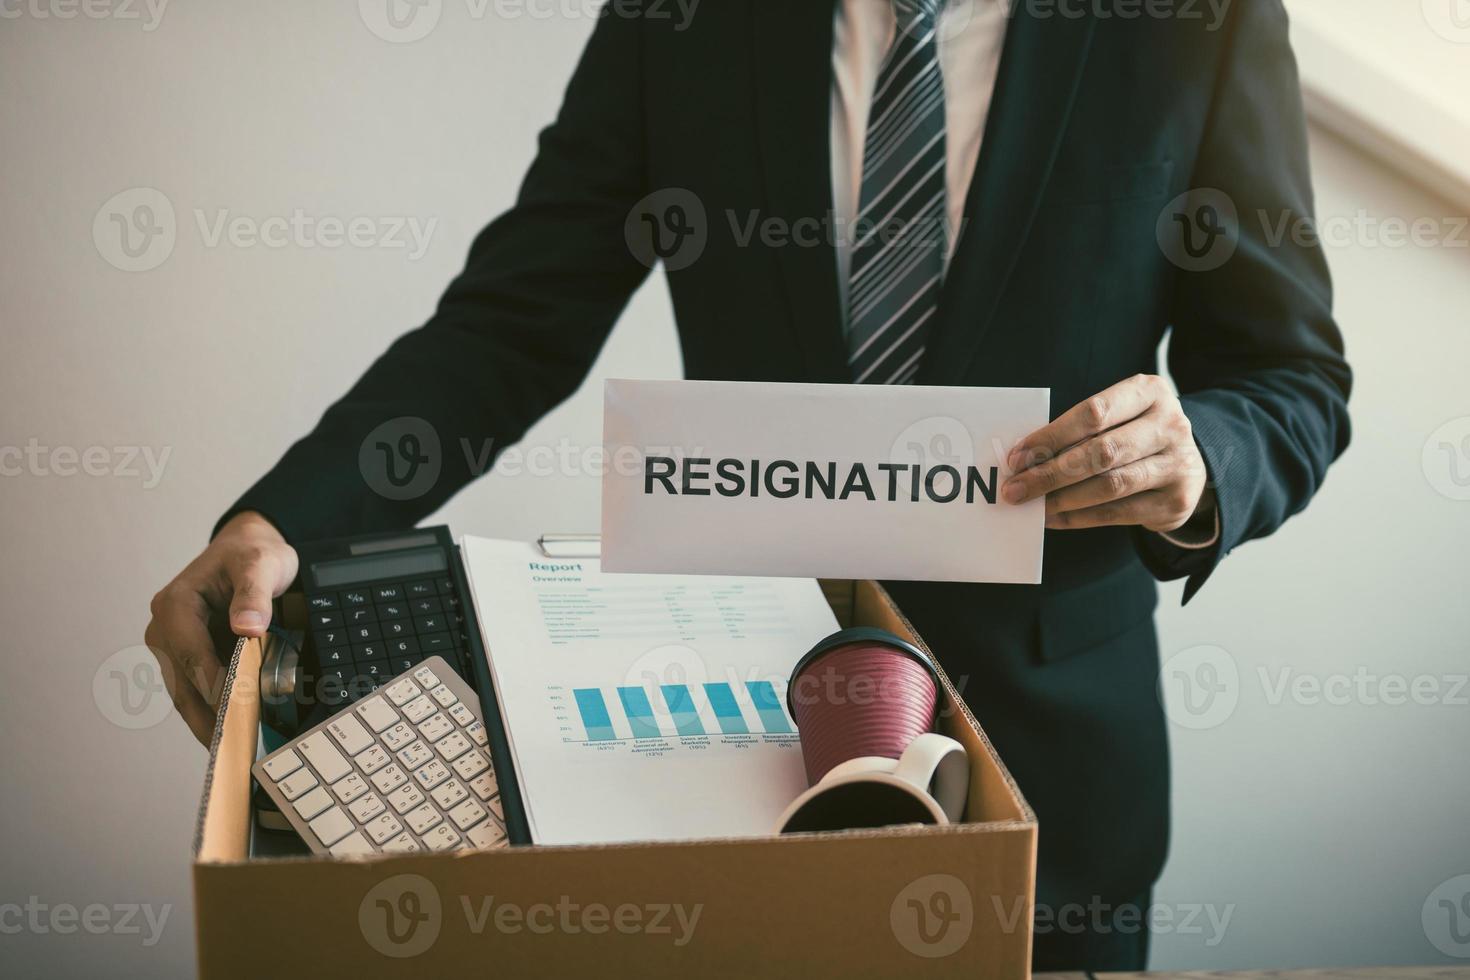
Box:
227, 0, 1350, 916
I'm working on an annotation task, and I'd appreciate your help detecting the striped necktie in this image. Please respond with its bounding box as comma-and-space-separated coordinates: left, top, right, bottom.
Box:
847, 0, 947, 385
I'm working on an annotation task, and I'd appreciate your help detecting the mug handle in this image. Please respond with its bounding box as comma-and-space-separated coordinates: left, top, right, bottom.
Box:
891, 733, 969, 823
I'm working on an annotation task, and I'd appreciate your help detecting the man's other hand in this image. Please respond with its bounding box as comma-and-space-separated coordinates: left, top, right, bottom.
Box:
1002, 374, 1215, 535
143, 511, 298, 745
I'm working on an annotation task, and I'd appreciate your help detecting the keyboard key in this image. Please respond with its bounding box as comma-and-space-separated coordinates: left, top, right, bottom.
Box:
331, 772, 369, 804
431, 779, 468, 810
418, 713, 453, 743
430, 684, 458, 708
384, 677, 420, 706
465, 720, 488, 747
434, 731, 471, 762
354, 745, 389, 776
449, 799, 487, 831
405, 579, 437, 598
466, 820, 505, 849
388, 784, 425, 815
370, 763, 407, 795
406, 802, 442, 835
412, 664, 441, 688
447, 703, 474, 727
261, 749, 302, 781
356, 697, 399, 733
309, 806, 353, 846
452, 750, 489, 781
349, 792, 385, 823
310, 611, 343, 629
382, 722, 415, 751
397, 740, 432, 770
278, 767, 318, 801
293, 786, 333, 821
487, 795, 503, 821
382, 832, 420, 853
365, 812, 404, 845
329, 831, 374, 857
307, 593, 338, 611
469, 771, 498, 801
374, 585, 403, 602
376, 601, 410, 621
327, 714, 373, 755
423, 824, 461, 852
299, 732, 351, 783
403, 695, 436, 724
413, 759, 450, 790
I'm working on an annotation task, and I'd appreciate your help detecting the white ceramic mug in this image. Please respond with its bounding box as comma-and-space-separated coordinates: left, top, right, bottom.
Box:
775, 732, 970, 834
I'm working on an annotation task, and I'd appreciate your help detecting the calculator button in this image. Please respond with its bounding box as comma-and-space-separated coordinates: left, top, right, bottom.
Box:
310, 611, 343, 629
344, 607, 376, 626
382, 832, 420, 853
405, 580, 437, 597
449, 799, 487, 831
388, 636, 420, 656
261, 749, 302, 781
306, 594, 338, 611
431, 778, 468, 809
329, 831, 374, 857
387, 784, 425, 814
437, 578, 456, 594
412, 665, 441, 688
341, 589, 371, 607
371, 763, 408, 795
410, 597, 443, 616
356, 661, 388, 682
293, 786, 334, 821
349, 623, 381, 642
414, 614, 445, 634
309, 806, 353, 846
430, 684, 458, 708
376, 601, 410, 621
313, 629, 347, 649
348, 792, 385, 823
327, 715, 373, 755
388, 656, 417, 676
316, 669, 352, 707
299, 732, 351, 783
419, 633, 453, 655
381, 619, 412, 639
443, 594, 462, 611
277, 767, 319, 801
374, 584, 403, 602
331, 773, 369, 804
354, 643, 387, 664
365, 812, 403, 845
318, 647, 351, 667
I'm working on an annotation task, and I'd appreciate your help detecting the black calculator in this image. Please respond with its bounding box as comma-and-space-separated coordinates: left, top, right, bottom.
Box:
296, 526, 476, 711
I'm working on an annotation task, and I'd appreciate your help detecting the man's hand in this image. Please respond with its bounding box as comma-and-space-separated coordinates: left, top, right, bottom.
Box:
144, 512, 298, 745
1002, 374, 1215, 535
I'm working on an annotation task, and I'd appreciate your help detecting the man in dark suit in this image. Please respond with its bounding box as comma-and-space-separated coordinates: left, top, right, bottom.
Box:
145, 0, 1350, 968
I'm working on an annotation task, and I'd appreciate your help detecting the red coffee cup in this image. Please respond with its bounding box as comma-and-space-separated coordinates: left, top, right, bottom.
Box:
786, 627, 941, 785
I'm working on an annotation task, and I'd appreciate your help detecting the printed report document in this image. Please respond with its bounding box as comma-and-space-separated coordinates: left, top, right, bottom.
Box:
460, 536, 841, 844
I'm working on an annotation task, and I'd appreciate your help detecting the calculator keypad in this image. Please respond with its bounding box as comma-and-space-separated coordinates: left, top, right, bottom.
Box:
307, 576, 472, 707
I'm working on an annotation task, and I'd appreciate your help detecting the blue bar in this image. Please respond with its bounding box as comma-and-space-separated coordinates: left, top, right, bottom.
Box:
573, 688, 617, 742
746, 680, 793, 734
659, 684, 706, 736
617, 686, 663, 739
703, 682, 749, 735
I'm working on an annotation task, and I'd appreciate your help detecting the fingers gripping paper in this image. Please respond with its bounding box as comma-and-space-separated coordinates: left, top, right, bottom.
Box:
601, 379, 1048, 584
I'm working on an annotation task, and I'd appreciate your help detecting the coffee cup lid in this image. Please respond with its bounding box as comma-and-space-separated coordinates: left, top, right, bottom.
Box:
785, 626, 942, 717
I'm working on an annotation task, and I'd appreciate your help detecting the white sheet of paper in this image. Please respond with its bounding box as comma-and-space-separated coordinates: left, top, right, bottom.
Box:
460, 536, 840, 845
602, 379, 1048, 584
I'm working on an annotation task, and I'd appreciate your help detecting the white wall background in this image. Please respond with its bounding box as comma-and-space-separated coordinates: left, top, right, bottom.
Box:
0, 3, 1466, 976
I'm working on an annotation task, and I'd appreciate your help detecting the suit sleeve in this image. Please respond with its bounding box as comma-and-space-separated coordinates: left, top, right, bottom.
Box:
219, 11, 652, 544
1137, 0, 1352, 602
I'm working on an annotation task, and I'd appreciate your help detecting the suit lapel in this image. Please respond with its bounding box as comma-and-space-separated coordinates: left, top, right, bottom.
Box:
750, 0, 850, 382
917, 7, 1097, 385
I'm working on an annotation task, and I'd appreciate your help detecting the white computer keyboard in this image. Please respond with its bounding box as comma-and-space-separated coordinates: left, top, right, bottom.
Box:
252, 657, 509, 857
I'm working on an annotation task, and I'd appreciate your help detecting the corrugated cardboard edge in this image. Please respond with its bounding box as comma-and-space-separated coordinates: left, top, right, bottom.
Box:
193, 635, 258, 863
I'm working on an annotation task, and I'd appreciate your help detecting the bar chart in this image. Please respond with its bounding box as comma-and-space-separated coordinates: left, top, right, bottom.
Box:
565, 679, 797, 743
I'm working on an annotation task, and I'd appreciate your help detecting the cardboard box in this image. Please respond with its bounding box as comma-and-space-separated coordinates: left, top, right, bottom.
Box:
193, 579, 1037, 978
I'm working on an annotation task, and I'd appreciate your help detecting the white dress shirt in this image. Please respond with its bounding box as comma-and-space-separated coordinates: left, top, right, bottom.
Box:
828, 0, 1221, 551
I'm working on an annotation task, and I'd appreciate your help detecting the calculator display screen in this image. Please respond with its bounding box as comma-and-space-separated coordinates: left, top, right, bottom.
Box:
311, 547, 447, 587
